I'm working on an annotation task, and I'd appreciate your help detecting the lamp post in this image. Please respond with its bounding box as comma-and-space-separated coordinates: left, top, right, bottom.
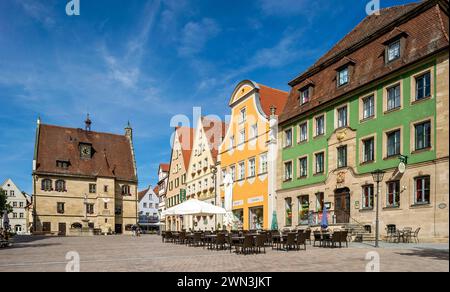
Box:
210, 165, 218, 230
371, 169, 385, 248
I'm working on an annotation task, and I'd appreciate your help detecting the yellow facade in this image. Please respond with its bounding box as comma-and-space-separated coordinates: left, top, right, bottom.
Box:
218, 81, 281, 230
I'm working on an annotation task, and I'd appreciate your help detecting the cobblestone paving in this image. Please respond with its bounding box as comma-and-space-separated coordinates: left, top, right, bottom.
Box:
0, 235, 448, 272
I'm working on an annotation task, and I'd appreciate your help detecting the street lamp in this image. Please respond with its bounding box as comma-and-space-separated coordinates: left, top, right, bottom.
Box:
371, 169, 385, 248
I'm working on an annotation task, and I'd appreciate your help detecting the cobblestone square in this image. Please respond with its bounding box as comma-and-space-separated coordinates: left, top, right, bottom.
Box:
0, 235, 448, 272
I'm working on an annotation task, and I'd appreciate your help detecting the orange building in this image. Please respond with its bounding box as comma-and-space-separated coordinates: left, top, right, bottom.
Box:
218, 80, 288, 230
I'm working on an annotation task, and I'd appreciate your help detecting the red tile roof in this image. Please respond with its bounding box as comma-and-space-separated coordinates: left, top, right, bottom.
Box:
153, 186, 159, 196
280, 0, 449, 124
201, 117, 227, 163
159, 163, 170, 173
138, 188, 149, 201
35, 124, 137, 182
175, 126, 195, 168
257, 84, 289, 116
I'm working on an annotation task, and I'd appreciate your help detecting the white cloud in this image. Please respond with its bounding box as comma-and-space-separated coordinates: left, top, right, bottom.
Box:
15, 0, 56, 28
178, 18, 221, 56
258, 0, 325, 18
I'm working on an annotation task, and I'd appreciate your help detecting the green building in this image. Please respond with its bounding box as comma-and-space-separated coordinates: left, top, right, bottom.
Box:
276, 0, 449, 242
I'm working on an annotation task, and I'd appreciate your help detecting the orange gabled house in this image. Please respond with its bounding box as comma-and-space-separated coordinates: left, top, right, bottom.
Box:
218, 80, 289, 230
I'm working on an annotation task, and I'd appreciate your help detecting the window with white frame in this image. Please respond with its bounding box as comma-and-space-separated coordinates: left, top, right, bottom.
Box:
362, 185, 374, 209
284, 161, 292, 181
337, 67, 349, 86
387, 84, 401, 111
316, 115, 325, 136
362, 95, 375, 119
386, 181, 400, 207
239, 129, 245, 145
315, 152, 324, 174
299, 157, 307, 178
415, 121, 431, 151
250, 124, 258, 140
387, 40, 401, 62
337, 146, 347, 168
387, 130, 401, 157
230, 165, 236, 182
362, 137, 375, 163
260, 153, 268, 174
229, 135, 235, 150
248, 158, 256, 177
238, 161, 245, 180
284, 128, 293, 147
239, 108, 247, 123
414, 176, 430, 204
299, 122, 308, 142
337, 106, 348, 128
415, 72, 431, 101
300, 87, 310, 105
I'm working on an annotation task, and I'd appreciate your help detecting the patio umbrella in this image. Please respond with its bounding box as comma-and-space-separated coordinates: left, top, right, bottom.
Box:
271, 211, 279, 231
321, 207, 329, 229
162, 199, 227, 216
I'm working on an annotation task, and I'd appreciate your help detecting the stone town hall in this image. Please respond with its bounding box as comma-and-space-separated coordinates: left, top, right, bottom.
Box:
31, 116, 138, 235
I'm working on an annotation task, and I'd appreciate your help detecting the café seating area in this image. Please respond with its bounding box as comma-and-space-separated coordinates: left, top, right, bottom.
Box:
385, 225, 421, 243
161, 228, 350, 255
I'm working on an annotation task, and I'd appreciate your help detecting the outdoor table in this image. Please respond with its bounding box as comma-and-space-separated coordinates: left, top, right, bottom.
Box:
204, 234, 217, 249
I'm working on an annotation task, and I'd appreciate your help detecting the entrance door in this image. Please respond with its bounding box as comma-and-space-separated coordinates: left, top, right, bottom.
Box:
115, 224, 123, 234
58, 223, 66, 236
334, 189, 350, 223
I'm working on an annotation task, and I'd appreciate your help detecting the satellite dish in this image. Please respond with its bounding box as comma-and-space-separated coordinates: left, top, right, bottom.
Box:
398, 162, 406, 174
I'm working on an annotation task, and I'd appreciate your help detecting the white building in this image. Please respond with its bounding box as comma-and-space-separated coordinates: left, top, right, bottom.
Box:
1, 179, 31, 234
138, 186, 160, 232
156, 164, 169, 228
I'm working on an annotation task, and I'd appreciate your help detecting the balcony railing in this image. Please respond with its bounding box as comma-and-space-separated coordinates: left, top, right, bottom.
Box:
138, 216, 160, 224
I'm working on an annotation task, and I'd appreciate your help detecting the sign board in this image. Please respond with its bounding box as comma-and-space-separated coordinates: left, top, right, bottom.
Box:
248, 196, 264, 204
233, 200, 244, 207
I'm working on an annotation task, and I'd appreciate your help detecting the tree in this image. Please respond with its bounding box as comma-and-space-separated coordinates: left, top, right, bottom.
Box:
0, 188, 12, 214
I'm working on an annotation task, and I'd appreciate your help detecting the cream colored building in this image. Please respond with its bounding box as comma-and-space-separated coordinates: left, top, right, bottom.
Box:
185, 117, 226, 231
165, 127, 194, 231
32, 118, 138, 236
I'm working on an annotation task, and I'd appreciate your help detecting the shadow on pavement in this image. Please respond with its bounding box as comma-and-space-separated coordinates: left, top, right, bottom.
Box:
396, 248, 449, 261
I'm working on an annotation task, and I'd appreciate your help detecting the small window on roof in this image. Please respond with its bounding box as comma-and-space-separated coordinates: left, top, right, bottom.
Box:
387, 40, 401, 62
337, 67, 349, 87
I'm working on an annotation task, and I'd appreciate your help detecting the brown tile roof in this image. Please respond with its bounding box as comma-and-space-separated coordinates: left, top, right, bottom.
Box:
280, 0, 449, 124
201, 117, 227, 163
175, 126, 195, 168
257, 84, 289, 116
35, 124, 137, 182
159, 163, 170, 173
138, 188, 149, 201
153, 186, 159, 196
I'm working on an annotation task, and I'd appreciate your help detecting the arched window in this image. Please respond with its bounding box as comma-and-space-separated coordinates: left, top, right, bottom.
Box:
121, 185, 130, 196
41, 179, 52, 191
55, 180, 66, 192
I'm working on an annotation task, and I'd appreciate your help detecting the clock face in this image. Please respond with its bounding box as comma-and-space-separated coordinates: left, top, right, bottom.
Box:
80, 145, 92, 158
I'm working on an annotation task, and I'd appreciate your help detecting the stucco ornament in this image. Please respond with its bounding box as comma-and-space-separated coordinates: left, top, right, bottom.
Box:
336, 129, 347, 141
337, 171, 346, 184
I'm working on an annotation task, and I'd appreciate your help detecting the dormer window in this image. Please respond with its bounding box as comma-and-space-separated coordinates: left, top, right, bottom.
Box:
387, 40, 401, 62
300, 87, 310, 105
56, 160, 70, 169
337, 67, 349, 87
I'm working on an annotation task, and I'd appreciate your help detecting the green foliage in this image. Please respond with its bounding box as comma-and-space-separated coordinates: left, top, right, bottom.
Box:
0, 188, 12, 214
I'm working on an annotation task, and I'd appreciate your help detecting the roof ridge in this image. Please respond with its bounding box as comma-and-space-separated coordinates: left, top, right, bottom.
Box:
40, 123, 127, 139
435, 3, 450, 41
257, 83, 289, 94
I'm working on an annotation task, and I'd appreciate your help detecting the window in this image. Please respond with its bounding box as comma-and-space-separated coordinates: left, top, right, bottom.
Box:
221, 169, 226, 184
362, 95, 375, 119
121, 185, 131, 196
250, 124, 258, 140
337, 67, 349, 86
316, 115, 325, 136
175, 178, 179, 188
204, 158, 208, 169
149, 203, 153, 209
387, 40, 401, 62
239, 108, 247, 123
362, 138, 375, 163
239, 129, 245, 145
299, 157, 308, 178
315, 152, 324, 174
337, 106, 348, 128
337, 146, 347, 168
19, 213, 24, 219
284, 128, 292, 147
10, 190, 15, 197
387, 130, 401, 157
248, 158, 256, 177
89, 184, 96, 194
104, 202, 108, 209
238, 162, 245, 180
41, 179, 52, 191
13, 202, 17, 207
56, 160, 70, 169
230, 165, 236, 182
143, 203, 147, 208
55, 180, 66, 192
415, 72, 431, 100
229, 136, 235, 150
19, 202, 24, 208
298, 195, 310, 225
386, 181, 400, 207
13, 213, 17, 218
104, 185, 108, 193
204, 178, 208, 189
362, 185, 374, 209
260, 153, 268, 174
415, 176, 430, 204
57, 202, 65, 214
86, 204, 94, 215
284, 161, 293, 181
300, 87, 310, 104
387, 84, 401, 111
415, 121, 431, 150
285, 198, 292, 226
299, 122, 308, 142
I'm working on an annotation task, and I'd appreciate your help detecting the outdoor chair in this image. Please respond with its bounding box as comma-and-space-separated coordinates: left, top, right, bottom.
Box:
403, 228, 413, 243
177, 232, 186, 245
165, 231, 173, 243
272, 232, 282, 250
214, 233, 226, 251
304, 229, 312, 245
191, 232, 203, 247
235, 235, 254, 255
410, 228, 421, 243
313, 231, 322, 247
296, 232, 307, 251
331, 231, 341, 248
282, 233, 297, 251
340, 230, 349, 247
321, 233, 332, 247
255, 234, 266, 254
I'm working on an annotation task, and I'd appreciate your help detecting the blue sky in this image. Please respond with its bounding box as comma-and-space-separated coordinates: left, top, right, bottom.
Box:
0, 0, 416, 193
